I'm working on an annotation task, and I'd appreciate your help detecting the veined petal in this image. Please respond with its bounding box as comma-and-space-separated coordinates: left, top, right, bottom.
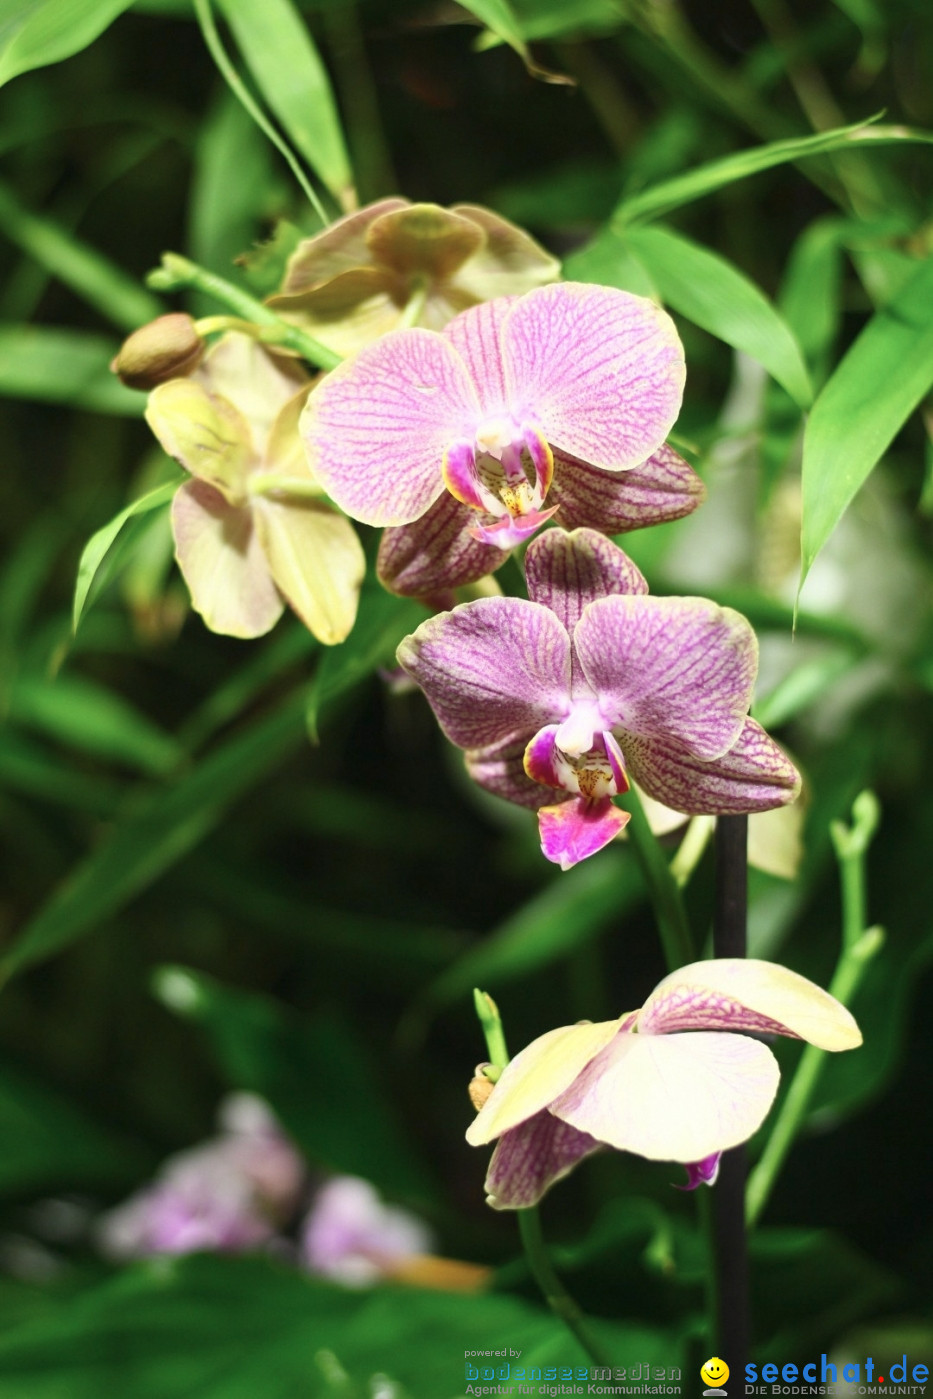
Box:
549, 443, 705, 533
574, 595, 758, 760
469, 505, 560, 549
146, 379, 253, 506
442, 440, 494, 512
253, 498, 365, 645
501, 283, 685, 471
482, 1113, 602, 1210
550, 1030, 780, 1163
538, 796, 629, 870
525, 528, 647, 640
171, 482, 283, 639
195, 334, 307, 451
465, 736, 559, 810
442, 295, 516, 413
300, 328, 481, 526
465, 1018, 626, 1146
377, 493, 505, 598
622, 717, 801, 815
397, 598, 572, 750
639, 958, 862, 1050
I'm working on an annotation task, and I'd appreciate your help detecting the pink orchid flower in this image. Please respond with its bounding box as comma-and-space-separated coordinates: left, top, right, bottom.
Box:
301, 283, 699, 594
466, 959, 862, 1209
397, 528, 800, 870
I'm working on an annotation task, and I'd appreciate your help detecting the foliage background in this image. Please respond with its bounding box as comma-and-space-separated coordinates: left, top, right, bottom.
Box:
0, 0, 932, 1393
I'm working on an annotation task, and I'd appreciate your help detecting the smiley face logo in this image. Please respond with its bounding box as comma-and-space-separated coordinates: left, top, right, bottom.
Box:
701, 1358, 730, 1389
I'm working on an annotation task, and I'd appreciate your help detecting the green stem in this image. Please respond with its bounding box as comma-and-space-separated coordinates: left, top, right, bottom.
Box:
517, 1209, 613, 1369
745, 791, 883, 1227
618, 786, 695, 971
148, 254, 341, 372
193, 0, 330, 227
471, 989, 610, 1367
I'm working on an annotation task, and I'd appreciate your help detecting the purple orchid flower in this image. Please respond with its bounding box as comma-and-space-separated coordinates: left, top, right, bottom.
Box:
301, 283, 700, 595
396, 527, 800, 870
300, 1176, 434, 1287
466, 959, 862, 1209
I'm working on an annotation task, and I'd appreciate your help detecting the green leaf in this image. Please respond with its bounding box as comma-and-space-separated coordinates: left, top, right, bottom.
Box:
72, 480, 178, 634
457, 0, 571, 82
563, 223, 658, 299
0, 1252, 679, 1397
8, 672, 183, 775
800, 255, 933, 588
778, 217, 845, 383
217, 0, 353, 206
0, 178, 162, 329
0, 325, 143, 413
306, 582, 426, 740
0, 1057, 148, 1196
622, 224, 813, 407
153, 967, 436, 1200
0, 0, 134, 87
0, 728, 124, 814
614, 117, 933, 226
0, 689, 308, 980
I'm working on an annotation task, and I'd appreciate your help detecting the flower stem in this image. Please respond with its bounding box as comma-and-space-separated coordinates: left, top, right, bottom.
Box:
517, 1208, 613, 1368
471, 988, 610, 1367
745, 792, 883, 1228
618, 786, 694, 972
710, 814, 750, 1370
147, 254, 342, 371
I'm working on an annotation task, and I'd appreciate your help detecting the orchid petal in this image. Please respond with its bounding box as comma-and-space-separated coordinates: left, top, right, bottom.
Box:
172, 482, 283, 639
574, 595, 758, 761
465, 736, 558, 810
442, 295, 515, 414
465, 1018, 625, 1147
525, 528, 647, 640
501, 283, 685, 471
550, 1030, 780, 1163
366, 203, 483, 279
278, 199, 410, 293
377, 493, 505, 598
639, 958, 862, 1050
270, 270, 406, 359
483, 1113, 602, 1210
300, 328, 480, 525
622, 717, 801, 815
396, 598, 572, 750
253, 498, 364, 645
264, 384, 318, 483
538, 796, 629, 870
469, 505, 560, 549
549, 443, 705, 533
146, 380, 253, 506
677, 1153, 722, 1190
449, 204, 560, 302
195, 334, 307, 450
523, 725, 563, 788
442, 440, 494, 512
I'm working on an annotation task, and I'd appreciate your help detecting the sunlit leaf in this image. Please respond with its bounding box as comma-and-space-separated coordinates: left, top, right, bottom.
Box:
0, 325, 142, 413
217, 0, 354, 206
800, 255, 933, 588
0, 0, 134, 87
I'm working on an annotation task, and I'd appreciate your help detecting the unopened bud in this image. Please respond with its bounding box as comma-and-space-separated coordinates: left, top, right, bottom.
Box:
111, 313, 205, 389
468, 1063, 496, 1113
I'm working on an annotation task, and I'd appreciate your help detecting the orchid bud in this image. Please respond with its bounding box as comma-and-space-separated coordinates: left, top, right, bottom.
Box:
468, 1066, 496, 1113
111, 313, 205, 389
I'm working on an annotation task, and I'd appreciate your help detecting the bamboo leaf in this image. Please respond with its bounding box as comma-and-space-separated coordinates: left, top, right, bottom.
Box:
72, 480, 178, 634
800, 255, 933, 588
0, 325, 143, 413
457, 0, 571, 83
0, 0, 134, 87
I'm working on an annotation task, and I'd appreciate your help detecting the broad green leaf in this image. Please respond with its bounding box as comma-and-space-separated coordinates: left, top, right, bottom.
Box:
623, 224, 813, 407
72, 479, 178, 633
457, 0, 571, 82
0, 1057, 148, 1195
800, 255, 933, 587
779, 217, 845, 382
563, 223, 657, 299
0, 689, 308, 979
614, 118, 933, 226
0, 325, 142, 413
153, 967, 436, 1200
306, 582, 426, 739
8, 673, 182, 775
0, 178, 161, 329
0, 0, 134, 87
217, 0, 353, 206
0, 1252, 678, 1397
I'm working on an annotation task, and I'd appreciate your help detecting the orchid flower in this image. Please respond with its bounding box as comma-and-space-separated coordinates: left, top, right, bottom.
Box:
301, 284, 699, 594
397, 527, 800, 870
268, 198, 560, 357
466, 959, 862, 1209
300, 1176, 434, 1287
146, 333, 365, 642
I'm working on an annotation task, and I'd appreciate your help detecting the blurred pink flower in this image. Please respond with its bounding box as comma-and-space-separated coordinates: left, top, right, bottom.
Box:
300, 1176, 434, 1287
